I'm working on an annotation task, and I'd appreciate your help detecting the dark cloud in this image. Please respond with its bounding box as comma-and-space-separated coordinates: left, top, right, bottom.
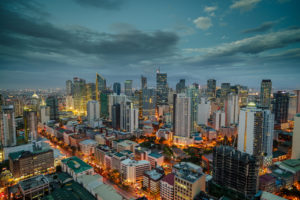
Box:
73, 0, 125, 9
242, 21, 277, 34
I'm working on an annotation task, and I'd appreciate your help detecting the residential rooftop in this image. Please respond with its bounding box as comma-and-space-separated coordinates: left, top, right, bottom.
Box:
61, 156, 92, 174
19, 175, 49, 191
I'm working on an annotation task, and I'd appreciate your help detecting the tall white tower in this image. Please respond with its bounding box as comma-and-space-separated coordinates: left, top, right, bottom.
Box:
87, 100, 100, 126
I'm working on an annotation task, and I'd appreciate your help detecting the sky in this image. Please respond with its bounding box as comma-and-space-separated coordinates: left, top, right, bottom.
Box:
0, 0, 300, 89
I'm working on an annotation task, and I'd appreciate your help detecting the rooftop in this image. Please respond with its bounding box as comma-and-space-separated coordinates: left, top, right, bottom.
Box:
79, 139, 98, 145
61, 156, 92, 174
19, 175, 49, 191
161, 173, 175, 186
121, 159, 150, 166
144, 169, 164, 181
148, 152, 163, 159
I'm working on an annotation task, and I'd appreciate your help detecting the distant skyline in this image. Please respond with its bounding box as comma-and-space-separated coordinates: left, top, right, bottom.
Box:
0, 0, 300, 89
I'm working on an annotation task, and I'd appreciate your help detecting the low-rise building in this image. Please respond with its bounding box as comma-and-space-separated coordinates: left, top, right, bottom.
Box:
79, 139, 98, 156
143, 167, 164, 194
121, 159, 150, 183
69, 133, 89, 148
61, 156, 94, 181
160, 173, 175, 200
18, 175, 50, 200
116, 140, 138, 153
9, 149, 54, 178
148, 152, 164, 168
259, 174, 277, 193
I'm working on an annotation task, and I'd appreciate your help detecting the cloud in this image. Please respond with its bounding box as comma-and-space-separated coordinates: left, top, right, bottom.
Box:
185, 28, 300, 57
242, 21, 278, 34
230, 0, 261, 12
193, 17, 212, 30
204, 6, 218, 13
73, 0, 124, 9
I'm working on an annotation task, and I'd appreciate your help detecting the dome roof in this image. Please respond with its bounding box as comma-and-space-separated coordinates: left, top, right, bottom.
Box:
247, 102, 256, 107
32, 93, 39, 99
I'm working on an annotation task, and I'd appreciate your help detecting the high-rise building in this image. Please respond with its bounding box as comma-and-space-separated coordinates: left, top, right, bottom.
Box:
141, 76, 147, 90
86, 83, 96, 101
142, 88, 156, 117
121, 159, 151, 183
221, 83, 231, 99
213, 146, 260, 199
174, 93, 191, 145
295, 90, 300, 114
262, 110, 274, 161
112, 104, 121, 130
156, 71, 168, 105
73, 77, 87, 114
66, 80, 73, 96
96, 73, 106, 101
207, 79, 216, 98
260, 79, 272, 109
24, 108, 38, 142
292, 114, 300, 159
176, 79, 185, 94
186, 86, 200, 133
124, 80, 133, 96
46, 96, 58, 120
40, 105, 50, 125
288, 94, 297, 120
225, 93, 239, 125
100, 92, 109, 119
113, 82, 121, 95
213, 110, 225, 131
0, 105, 16, 147
238, 103, 263, 156
108, 94, 127, 120
87, 100, 100, 126
273, 91, 289, 124
197, 97, 211, 125
120, 101, 138, 133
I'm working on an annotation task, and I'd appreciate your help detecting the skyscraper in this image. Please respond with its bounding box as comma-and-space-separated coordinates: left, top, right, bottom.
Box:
156, 71, 168, 105
113, 82, 121, 95
262, 110, 274, 160
273, 91, 289, 124
186, 85, 200, 133
238, 103, 263, 156
40, 105, 50, 125
66, 80, 73, 96
87, 100, 100, 126
175, 79, 185, 94
291, 114, 300, 159
96, 73, 106, 101
213, 146, 260, 199
120, 101, 139, 133
142, 88, 156, 117
260, 79, 272, 109
46, 96, 59, 120
112, 104, 121, 130
174, 93, 191, 145
124, 80, 133, 96
73, 77, 87, 113
295, 90, 300, 114
207, 79, 216, 98
24, 108, 38, 142
197, 97, 210, 125
86, 83, 96, 101
225, 93, 239, 125
221, 83, 231, 99
0, 105, 16, 147
141, 76, 147, 90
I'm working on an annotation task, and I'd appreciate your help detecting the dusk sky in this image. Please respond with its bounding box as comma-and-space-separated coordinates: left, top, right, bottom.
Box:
1, 0, 300, 89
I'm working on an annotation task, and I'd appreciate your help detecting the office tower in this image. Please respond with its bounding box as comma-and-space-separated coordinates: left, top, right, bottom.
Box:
260, 79, 272, 109
95, 73, 106, 101
87, 100, 100, 126
207, 79, 216, 98
9, 149, 54, 178
100, 92, 109, 118
86, 83, 96, 101
108, 94, 127, 120
225, 93, 239, 125
295, 90, 300, 114
120, 101, 138, 133
73, 77, 87, 113
24, 108, 38, 142
288, 94, 297, 120
176, 79, 185, 94
197, 97, 211, 125
113, 82, 121, 95
40, 105, 50, 125
273, 91, 289, 124
141, 76, 147, 90
221, 83, 231, 99
121, 159, 151, 183
174, 93, 191, 145
213, 110, 225, 131
174, 162, 206, 200
112, 104, 121, 130
66, 80, 73, 96
292, 114, 300, 159
124, 80, 133, 96
156, 71, 168, 105
262, 110, 274, 163
239, 86, 249, 107
0, 105, 16, 147
213, 146, 259, 199
13, 97, 24, 117
142, 88, 156, 117
46, 96, 58, 120
186, 86, 200, 133
238, 103, 263, 156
